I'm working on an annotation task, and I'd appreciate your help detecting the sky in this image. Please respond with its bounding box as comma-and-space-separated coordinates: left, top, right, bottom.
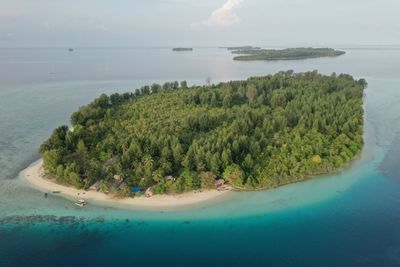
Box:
0, 0, 399, 47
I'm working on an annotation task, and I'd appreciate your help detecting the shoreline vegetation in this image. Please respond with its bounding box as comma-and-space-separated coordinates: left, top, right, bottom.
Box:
22, 160, 230, 208
38, 71, 366, 202
232, 47, 346, 61
172, 47, 193, 52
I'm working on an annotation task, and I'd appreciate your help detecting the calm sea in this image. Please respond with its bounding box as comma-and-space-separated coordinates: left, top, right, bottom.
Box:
1, 47, 400, 266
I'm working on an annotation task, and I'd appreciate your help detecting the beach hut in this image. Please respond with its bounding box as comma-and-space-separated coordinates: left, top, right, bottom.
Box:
89, 181, 101, 191
165, 176, 176, 182
118, 182, 128, 190
131, 187, 141, 193
215, 179, 225, 188
113, 174, 123, 182
145, 187, 154, 198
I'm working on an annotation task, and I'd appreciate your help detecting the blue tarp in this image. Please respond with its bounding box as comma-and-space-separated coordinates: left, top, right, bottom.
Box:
131, 187, 141, 193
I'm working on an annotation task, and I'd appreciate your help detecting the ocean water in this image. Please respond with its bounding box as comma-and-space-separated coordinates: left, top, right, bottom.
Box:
1, 47, 400, 266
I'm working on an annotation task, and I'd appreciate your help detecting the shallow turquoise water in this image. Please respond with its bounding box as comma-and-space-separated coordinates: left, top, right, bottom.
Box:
1, 47, 400, 266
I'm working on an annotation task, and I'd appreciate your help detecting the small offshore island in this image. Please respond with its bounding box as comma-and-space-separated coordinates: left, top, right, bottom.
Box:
172, 47, 193, 52
32, 71, 365, 206
233, 47, 346, 61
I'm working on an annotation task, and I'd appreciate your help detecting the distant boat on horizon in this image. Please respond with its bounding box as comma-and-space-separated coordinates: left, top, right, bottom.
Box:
68, 48, 74, 52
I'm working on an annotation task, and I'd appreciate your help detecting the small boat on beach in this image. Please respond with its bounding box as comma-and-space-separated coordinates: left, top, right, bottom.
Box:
52, 191, 61, 194
74, 199, 86, 207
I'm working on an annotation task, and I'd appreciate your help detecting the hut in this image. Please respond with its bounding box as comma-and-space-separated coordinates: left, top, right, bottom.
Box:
118, 182, 128, 190
145, 187, 154, 198
89, 181, 101, 191
113, 174, 123, 182
215, 179, 225, 188
165, 176, 176, 182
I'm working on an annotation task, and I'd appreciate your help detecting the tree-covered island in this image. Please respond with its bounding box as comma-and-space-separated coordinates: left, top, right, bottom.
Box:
233, 48, 345, 61
40, 71, 365, 197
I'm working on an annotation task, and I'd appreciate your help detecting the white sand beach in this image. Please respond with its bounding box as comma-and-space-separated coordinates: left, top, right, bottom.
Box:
21, 160, 230, 209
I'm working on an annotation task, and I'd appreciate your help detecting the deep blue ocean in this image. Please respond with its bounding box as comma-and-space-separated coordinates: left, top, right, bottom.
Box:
1, 46, 400, 266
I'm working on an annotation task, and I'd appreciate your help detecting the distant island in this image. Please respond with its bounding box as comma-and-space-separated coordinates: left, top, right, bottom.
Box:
222, 46, 261, 51
38, 71, 365, 199
233, 47, 345, 61
172, 48, 193, 52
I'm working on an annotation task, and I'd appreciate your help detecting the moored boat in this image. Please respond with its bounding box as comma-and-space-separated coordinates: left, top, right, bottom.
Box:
74, 199, 86, 207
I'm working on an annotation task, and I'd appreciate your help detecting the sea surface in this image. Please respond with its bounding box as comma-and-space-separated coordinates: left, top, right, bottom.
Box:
1, 47, 400, 266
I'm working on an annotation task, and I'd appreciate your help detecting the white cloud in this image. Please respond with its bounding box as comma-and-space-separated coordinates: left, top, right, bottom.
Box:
193, 0, 243, 28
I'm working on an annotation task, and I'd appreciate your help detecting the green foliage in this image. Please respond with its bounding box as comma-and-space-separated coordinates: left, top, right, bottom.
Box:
40, 71, 365, 194
115, 187, 131, 199
180, 169, 197, 191
42, 150, 62, 174
223, 164, 245, 188
68, 172, 83, 189
100, 180, 110, 194
201, 172, 216, 190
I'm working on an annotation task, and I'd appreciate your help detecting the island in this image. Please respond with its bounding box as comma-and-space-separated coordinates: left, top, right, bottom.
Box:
222, 46, 261, 51
37, 71, 365, 202
172, 48, 193, 52
232, 47, 345, 61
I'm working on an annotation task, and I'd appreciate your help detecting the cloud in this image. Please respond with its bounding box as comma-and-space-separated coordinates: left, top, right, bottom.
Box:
193, 0, 243, 28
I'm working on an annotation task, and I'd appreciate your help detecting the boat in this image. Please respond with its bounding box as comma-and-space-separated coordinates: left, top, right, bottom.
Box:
74, 199, 86, 207
52, 191, 61, 194
68, 48, 74, 52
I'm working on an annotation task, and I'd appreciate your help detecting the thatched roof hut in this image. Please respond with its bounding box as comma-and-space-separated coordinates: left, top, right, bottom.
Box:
165, 175, 176, 182
118, 182, 128, 190
113, 174, 123, 182
215, 179, 225, 188
89, 181, 101, 191
145, 187, 154, 198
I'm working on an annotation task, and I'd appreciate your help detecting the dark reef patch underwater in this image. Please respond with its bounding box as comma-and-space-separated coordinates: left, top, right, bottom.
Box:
2, 184, 400, 267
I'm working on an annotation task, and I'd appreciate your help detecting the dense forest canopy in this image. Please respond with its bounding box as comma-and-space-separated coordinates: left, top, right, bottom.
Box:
233, 48, 345, 61
40, 71, 366, 197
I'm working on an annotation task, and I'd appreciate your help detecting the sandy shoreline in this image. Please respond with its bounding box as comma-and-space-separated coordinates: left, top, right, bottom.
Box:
21, 159, 230, 209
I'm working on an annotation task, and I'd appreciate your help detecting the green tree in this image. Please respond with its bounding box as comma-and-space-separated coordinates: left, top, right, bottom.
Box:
223, 94, 232, 108
42, 150, 62, 174
223, 164, 245, 188
221, 149, 232, 167
200, 172, 216, 189
69, 172, 83, 189
180, 80, 188, 88
210, 153, 221, 174
246, 84, 256, 101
